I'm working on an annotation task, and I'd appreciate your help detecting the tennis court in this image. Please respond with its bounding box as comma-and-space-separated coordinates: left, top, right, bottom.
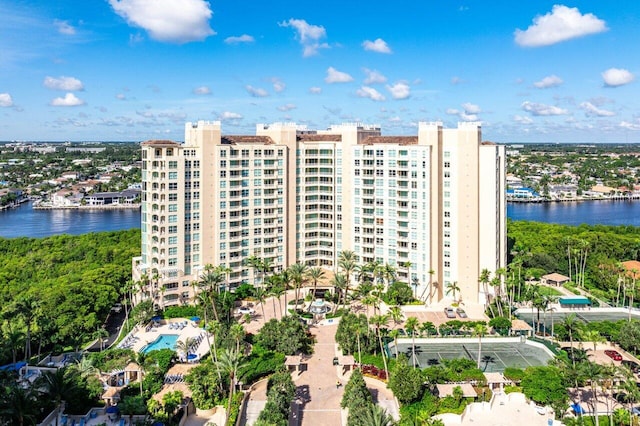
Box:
516, 307, 640, 331
389, 339, 554, 372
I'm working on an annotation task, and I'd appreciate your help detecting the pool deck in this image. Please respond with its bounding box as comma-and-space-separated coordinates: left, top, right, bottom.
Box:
120, 319, 211, 361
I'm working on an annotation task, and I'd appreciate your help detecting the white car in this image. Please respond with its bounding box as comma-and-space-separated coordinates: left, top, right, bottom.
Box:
111, 303, 122, 313
237, 306, 255, 315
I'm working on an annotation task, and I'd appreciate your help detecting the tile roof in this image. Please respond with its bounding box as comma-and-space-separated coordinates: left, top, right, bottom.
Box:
221, 135, 275, 145
360, 136, 418, 145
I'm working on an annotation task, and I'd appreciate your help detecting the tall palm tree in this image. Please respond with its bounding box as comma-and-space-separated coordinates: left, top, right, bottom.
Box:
93, 327, 110, 351
13, 295, 40, 361
338, 250, 358, 309
5, 329, 24, 364
176, 337, 196, 360
427, 269, 436, 304
580, 362, 603, 426
473, 324, 488, 369
404, 316, 420, 368
388, 329, 400, 359
479, 269, 493, 316
563, 313, 580, 367
244, 255, 263, 288
206, 320, 223, 387
381, 263, 397, 291
41, 367, 77, 426
331, 273, 347, 314
370, 313, 390, 377
288, 262, 308, 312
253, 286, 267, 320
266, 276, 285, 319
306, 266, 326, 299
580, 330, 605, 352
199, 269, 224, 321
229, 323, 245, 356
388, 305, 403, 325
215, 348, 248, 425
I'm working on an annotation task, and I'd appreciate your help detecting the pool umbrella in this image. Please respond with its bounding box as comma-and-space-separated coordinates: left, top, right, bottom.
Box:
571, 403, 584, 414
190, 316, 200, 322
106, 406, 119, 414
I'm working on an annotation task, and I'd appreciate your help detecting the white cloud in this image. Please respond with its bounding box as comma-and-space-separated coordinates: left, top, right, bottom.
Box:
277, 103, 297, 112
602, 68, 635, 87
514, 5, 607, 47
534, 75, 563, 89
50, 93, 85, 106
220, 111, 242, 120
0, 93, 13, 107
325, 67, 353, 84
513, 114, 534, 124
521, 101, 569, 116
271, 78, 286, 93
44, 76, 84, 91
116, 93, 126, 100
245, 85, 269, 97
309, 86, 322, 94
620, 121, 640, 131
363, 68, 387, 85
362, 38, 392, 53
356, 86, 385, 101
462, 102, 481, 114
224, 34, 254, 44
451, 76, 463, 85
279, 18, 329, 57
54, 19, 76, 35
386, 82, 410, 100
193, 86, 211, 95
108, 0, 215, 44
579, 101, 615, 117
446, 108, 478, 121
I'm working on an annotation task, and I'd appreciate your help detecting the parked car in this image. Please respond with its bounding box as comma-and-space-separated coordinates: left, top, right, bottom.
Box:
444, 307, 456, 318
605, 349, 623, 361
111, 303, 122, 313
621, 359, 640, 373
456, 308, 468, 318
237, 306, 255, 315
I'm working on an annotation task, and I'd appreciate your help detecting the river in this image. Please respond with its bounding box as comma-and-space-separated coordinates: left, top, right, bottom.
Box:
0, 202, 140, 238
1, 199, 640, 239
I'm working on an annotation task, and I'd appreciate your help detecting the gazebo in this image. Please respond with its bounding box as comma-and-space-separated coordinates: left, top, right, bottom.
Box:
483, 372, 513, 392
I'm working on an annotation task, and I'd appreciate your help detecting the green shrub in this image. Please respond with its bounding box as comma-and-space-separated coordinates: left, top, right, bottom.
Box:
162, 305, 198, 319
503, 367, 525, 382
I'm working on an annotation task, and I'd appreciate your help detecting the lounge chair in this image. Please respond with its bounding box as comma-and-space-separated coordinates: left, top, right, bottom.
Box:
119, 419, 125, 426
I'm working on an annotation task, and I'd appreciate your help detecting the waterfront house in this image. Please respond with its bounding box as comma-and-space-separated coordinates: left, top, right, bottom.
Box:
84, 189, 140, 206
51, 189, 83, 207
506, 187, 539, 200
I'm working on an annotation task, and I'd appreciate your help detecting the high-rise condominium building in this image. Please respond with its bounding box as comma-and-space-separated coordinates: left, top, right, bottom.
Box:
131, 120, 506, 308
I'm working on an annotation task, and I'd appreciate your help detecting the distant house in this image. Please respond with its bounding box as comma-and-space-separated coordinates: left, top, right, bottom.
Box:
51, 189, 82, 207
84, 189, 140, 206
549, 185, 578, 199
60, 171, 80, 181
506, 187, 539, 200
541, 272, 570, 287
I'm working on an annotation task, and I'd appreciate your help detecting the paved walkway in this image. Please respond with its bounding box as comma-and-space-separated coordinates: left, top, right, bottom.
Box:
241, 320, 400, 426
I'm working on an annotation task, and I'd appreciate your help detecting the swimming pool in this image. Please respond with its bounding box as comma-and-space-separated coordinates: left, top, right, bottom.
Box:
142, 334, 179, 354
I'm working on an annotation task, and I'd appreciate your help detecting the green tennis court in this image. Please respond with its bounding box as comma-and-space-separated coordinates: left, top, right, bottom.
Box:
516, 308, 640, 331
389, 340, 554, 372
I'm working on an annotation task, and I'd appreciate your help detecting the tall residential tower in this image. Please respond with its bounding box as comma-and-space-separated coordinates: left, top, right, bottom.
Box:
132, 121, 506, 307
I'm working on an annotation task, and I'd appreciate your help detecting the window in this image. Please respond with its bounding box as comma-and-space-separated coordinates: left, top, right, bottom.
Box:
444, 261, 451, 267
169, 204, 178, 212
169, 172, 177, 180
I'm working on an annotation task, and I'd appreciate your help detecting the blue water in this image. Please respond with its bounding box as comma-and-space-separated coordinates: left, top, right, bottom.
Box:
507, 199, 640, 226
142, 334, 179, 354
1, 199, 640, 239
0, 201, 140, 238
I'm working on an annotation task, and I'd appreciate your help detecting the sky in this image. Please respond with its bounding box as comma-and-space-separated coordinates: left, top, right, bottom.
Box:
1, 1, 639, 143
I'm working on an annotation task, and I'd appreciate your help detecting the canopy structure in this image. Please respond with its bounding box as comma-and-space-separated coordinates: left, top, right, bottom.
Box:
559, 296, 591, 306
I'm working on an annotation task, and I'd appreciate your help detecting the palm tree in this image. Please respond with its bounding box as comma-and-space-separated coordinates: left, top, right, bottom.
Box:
244, 255, 263, 288
331, 273, 347, 314
580, 330, 605, 352
563, 313, 580, 367
253, 286, 267, 320
371, 314, 390, 376
199, 269, 224, 321
0, 384, 40, 426
41, 367, 77, 426
13, 295, 40, 361
267, 277, 285, 319
389, 305, 403, 326
446, 281, 461, 302
229, 323, 245, 356
580, 361, 603, 426
176, 337, 196, 360
288, 262, 308, 312
473, 324, 488, 369
5, 329, 24, 364
388, 329, 400, 359
306, 266, 326, 300
215, 348, 247, 425
479, 269, 493, 316
404, 316, 420, 368
628, 269, 638, 322
206, 320, 223, 387
338, 250, 358, 309
381, 263, 397, 292
361, 404, 394, 426
93, 327, 110, 351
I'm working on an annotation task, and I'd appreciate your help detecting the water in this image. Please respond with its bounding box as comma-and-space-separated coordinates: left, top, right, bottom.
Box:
1, 199, 639, 239
142, 334, 179, 354
0, 201, 141, 238
507, 200, 640, 226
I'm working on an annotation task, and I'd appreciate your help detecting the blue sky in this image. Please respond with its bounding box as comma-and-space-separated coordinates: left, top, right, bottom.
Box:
1, 1, 639, 142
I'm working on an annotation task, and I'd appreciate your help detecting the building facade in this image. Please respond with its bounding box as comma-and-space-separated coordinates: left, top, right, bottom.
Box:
132, 121, 506, 308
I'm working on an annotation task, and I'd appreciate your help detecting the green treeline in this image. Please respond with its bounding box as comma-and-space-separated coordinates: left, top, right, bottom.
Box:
508, 220, 640, 302
0, 229, 140, 364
